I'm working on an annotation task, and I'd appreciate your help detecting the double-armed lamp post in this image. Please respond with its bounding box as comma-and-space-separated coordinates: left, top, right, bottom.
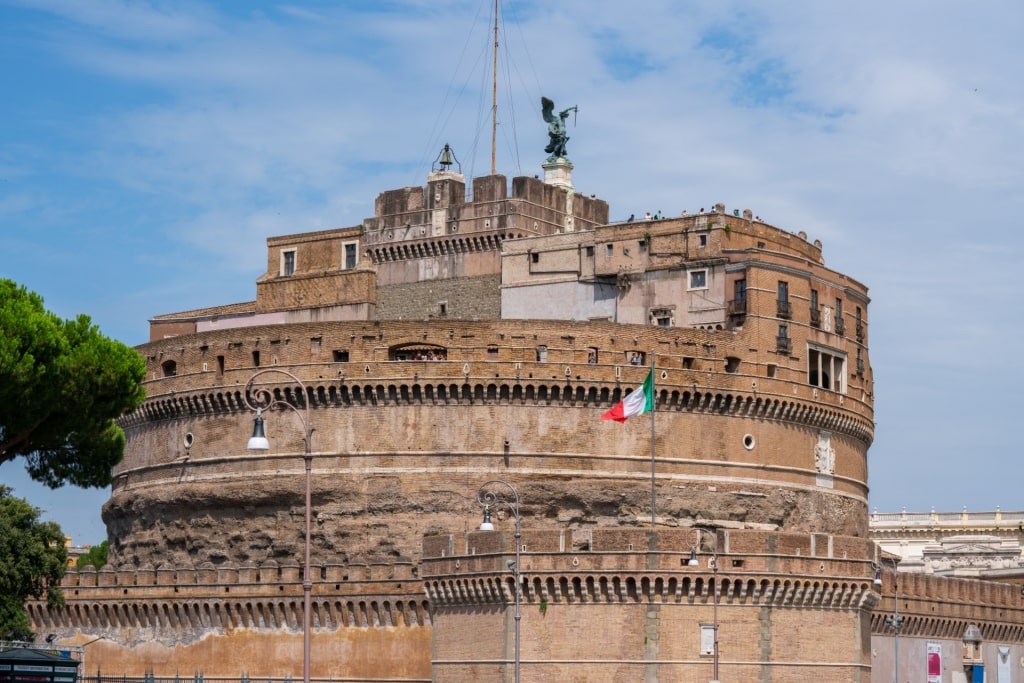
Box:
476, 479, 522, 683
688, 527, 720, 683
244, 369, 314, 683
874, 558, 904, 683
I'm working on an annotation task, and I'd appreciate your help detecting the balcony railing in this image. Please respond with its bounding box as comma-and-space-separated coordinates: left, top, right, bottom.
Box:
809, 308, 821, 328
835, 318, 845, 336
776, 336, 791, 354
856, 322, 864, 342
727, 299, 747, 315
776, 300, 792, 319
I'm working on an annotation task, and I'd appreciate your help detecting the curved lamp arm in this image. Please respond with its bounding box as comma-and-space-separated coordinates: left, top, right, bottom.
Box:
243, 368, 314, 451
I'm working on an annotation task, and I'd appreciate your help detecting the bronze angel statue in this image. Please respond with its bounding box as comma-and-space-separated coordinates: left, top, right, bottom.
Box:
542, 96, 577, 162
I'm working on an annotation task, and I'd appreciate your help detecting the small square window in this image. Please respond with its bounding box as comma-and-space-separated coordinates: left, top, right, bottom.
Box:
531, 252, 539, 263
585, 246, 594, 257
689, 270, 708, 289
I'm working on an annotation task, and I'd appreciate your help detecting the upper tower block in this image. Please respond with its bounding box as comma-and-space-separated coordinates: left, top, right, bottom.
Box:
362, 161, 608, 321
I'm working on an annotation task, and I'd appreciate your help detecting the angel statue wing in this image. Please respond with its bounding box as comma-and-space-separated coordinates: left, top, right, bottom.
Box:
541, 96, 556, 123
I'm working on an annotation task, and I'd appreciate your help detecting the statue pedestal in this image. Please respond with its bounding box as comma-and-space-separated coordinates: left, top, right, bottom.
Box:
542, 159, 574, 191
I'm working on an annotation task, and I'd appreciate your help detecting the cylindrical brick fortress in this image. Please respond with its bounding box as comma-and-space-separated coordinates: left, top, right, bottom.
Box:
107, 317, 873, 569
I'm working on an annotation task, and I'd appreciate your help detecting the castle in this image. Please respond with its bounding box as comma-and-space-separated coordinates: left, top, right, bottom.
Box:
27, 158, 1024, 682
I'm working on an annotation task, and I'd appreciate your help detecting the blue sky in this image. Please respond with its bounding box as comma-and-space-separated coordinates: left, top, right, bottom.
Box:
1, 0, 1022, 544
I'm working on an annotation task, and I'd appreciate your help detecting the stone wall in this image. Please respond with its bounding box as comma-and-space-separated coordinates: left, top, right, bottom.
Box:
377, 274, 501, 320
29, 561, 430, 679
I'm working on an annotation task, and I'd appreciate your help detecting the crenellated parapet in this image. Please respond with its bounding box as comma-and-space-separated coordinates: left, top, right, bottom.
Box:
29, 560, 429, 647
872, 570, 1024, 643
422, 527, 879, 611
424, 527, 880, 682
125, 372, 873, 444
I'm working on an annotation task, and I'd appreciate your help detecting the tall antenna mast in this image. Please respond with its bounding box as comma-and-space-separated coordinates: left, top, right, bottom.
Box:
490, 0, 499, 175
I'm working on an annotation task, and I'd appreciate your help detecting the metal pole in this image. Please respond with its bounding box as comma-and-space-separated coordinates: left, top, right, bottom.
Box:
514, 505, 521, 683
649, 352, 656, 529
712, 555, 719, 682
243, 369, 314, 683
477, 480, 521, 683
893, 564, 900, 683
303, 443, 312, 683
883, 558, 903, 683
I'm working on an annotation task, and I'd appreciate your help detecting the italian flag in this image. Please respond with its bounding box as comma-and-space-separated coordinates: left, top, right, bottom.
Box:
602, 370, 654, 422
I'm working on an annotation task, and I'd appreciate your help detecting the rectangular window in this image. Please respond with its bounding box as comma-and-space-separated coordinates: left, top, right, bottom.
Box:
438, 301, 448, 317
342, 241, 358, 270
281, 249, 296, 276
699, 234, 708, 247
808, 344, 847, 393
531, 252, 539, 263
776, 325, 791, 354
810, 289, 821, 327
536, 345, 548, 362
252, 351, 260, 367
835, 297, 845, 335
735, 279, 747, 302
606, 244, 613, 256
216, 355, 225, 377
689, 269, 708, 290
333, 350, 350, 362
777, 281, 791, 319
587, 347, 598, 363
585, 246, 594, 257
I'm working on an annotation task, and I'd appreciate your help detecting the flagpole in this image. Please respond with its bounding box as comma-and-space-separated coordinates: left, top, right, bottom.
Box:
650, 350, 656, 529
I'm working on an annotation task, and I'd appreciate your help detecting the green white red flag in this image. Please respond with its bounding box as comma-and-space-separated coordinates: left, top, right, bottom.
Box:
601, 370, 654, 422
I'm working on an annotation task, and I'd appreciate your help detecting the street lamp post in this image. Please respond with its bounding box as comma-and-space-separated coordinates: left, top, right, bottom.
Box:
688, 527, 719, 683
243, 369, 315, 683
476, 480, 521, 683
874, 558, 904, 683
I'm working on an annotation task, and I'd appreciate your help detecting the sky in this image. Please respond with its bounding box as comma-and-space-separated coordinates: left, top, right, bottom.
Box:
1, 0, 1022, 545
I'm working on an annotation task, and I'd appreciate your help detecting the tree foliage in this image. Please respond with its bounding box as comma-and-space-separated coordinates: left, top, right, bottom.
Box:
0, 485, 66, 639
0, 279, 145, 488
75, 540, 109, 570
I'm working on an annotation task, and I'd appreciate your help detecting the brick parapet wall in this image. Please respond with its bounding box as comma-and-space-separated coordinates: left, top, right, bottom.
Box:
424, 528, 877, 683
132, 319, 873, 435
872, 570, 1024, 644
30, 561, 428, 647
